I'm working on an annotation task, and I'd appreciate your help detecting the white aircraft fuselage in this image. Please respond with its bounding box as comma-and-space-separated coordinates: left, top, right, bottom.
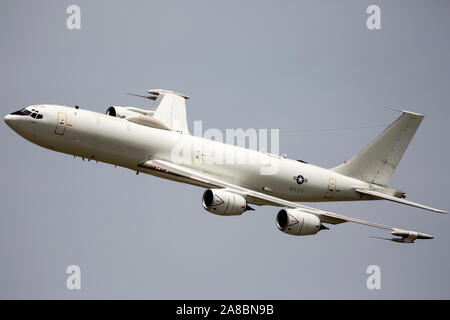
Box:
5, 104, 373, 203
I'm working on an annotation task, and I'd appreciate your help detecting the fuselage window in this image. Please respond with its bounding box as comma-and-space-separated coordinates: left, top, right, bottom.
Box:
36, 114, 43, 119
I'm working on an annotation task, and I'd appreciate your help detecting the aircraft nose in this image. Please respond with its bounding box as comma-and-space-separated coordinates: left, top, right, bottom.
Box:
4, 113, 22, 130
4, 114, 14, 126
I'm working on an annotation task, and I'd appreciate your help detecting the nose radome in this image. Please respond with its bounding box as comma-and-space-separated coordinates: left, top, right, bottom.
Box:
4, 114, 19, 129
4, 114, 13, 125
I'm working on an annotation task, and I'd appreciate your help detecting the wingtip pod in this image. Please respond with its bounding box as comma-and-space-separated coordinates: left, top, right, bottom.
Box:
372, 229, 433, 243
147, 89, 190, 100
127, 92, 157, 101
127, 89, 191, 100
391, 228, 434, 240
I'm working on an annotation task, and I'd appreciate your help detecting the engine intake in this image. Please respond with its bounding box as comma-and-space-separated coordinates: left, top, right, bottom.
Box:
202, 189, 248, 216
106, 106, 154, 118
276, 209, 322, 236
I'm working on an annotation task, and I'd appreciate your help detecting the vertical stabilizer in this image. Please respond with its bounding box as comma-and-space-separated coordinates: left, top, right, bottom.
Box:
331, 109, 424, 186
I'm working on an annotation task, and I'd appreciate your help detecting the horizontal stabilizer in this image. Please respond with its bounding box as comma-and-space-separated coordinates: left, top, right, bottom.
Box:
356, 189, 447, 214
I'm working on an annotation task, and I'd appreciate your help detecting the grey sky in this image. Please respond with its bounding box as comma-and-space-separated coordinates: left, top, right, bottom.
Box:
0, 0, 449, 299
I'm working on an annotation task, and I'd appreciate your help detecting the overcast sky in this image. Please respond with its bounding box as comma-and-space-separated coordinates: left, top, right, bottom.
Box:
0, 0, 449, 299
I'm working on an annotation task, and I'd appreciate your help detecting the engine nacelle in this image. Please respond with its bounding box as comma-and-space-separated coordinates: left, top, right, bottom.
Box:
276, 209, 321, 236
106, 106, 154, 118
202, 189, 247, 216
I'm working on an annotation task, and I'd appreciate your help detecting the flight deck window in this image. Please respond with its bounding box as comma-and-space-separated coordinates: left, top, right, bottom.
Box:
10, 108, 43, 118
11, 108, 31, 116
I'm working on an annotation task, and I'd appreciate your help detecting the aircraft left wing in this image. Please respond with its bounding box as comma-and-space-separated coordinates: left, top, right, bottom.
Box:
139, 159, 434, 243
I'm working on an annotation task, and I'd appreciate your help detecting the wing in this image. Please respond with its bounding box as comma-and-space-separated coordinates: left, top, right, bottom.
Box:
356, 189, 447, 214
128, 89, 190, 134
139, 159, 434, 242
149, 89, 190, 134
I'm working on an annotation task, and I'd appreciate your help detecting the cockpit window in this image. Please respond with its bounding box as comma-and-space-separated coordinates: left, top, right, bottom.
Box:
11, 108, 31, 116
10, 108, 43, 119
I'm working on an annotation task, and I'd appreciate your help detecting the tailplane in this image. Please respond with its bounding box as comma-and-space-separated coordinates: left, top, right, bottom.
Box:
332, 109, 424, 186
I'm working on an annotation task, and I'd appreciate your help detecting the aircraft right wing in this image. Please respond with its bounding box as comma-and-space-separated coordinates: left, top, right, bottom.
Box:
138, 159, 434, 243
128, 89, 190, 134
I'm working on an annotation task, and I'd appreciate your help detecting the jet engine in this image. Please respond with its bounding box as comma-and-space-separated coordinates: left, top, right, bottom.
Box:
202, 189, 248, 216
276, 209, 322, 236
106, 106, 154, 118
106, 106, 171, 130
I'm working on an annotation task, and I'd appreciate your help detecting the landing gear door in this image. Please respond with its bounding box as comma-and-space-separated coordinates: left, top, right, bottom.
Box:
55, 112, 67, 135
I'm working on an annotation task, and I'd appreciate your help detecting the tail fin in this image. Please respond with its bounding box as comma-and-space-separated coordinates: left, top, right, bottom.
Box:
331, 109, 424, 186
